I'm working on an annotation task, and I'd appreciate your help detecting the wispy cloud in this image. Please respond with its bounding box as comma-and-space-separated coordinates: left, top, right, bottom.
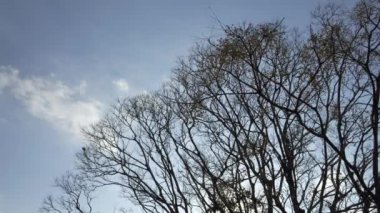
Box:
0, 66, 103, 136
112, 78, 129, 92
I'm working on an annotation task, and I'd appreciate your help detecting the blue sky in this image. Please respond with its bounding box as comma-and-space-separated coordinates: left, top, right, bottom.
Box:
0, 0, 354, 212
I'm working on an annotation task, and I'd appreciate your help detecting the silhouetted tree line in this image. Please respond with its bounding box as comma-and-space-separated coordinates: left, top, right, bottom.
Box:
41, 0, 380, 212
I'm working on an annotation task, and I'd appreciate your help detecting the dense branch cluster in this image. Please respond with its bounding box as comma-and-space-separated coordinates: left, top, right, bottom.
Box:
42, 0, 380, 212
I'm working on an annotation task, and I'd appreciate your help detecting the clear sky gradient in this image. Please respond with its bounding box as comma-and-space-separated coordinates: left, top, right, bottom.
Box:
0, 0, 354, 212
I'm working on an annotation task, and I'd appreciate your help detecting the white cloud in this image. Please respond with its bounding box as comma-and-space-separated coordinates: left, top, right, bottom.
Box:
112, 78, 129, 92
0, 67, 18, 91
77, 80, 88, 95
0, 66, 103, 136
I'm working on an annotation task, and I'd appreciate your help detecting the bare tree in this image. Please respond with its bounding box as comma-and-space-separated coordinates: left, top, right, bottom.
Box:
43, 1, 380, 212
40, 172, 94, 213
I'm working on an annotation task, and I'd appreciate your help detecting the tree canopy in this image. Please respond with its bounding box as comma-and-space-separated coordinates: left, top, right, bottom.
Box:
42, 0, 380, 212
